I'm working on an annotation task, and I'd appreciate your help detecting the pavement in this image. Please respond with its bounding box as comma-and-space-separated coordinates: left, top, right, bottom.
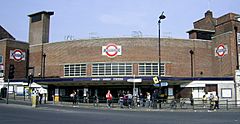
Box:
1, 98, 240, 112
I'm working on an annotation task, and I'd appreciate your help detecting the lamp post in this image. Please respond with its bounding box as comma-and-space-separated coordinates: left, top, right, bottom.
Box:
189, 50, 194, 77
158, 12, 166, 109
234, 16, 240, 105
158, 11, 166, 82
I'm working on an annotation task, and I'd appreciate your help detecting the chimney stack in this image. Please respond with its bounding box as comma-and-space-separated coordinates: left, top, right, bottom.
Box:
28, 11, 54, 45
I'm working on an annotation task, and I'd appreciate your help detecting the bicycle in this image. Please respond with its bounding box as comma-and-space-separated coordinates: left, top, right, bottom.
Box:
180, 98, 186, 108
170, 99, 177, 109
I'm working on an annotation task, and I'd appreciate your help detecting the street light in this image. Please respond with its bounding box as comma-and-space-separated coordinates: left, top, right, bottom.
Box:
158, 12, 166, 109
158, 11, 166, 82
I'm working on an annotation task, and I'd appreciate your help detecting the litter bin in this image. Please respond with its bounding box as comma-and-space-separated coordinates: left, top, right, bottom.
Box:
1, 87, 7, 98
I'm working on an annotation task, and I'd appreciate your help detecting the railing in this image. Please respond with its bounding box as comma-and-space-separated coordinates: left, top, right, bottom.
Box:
58, 96, 240, 110
2, 95, 240, 111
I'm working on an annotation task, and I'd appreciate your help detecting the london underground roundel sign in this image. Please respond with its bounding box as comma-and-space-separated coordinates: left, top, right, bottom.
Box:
216, 44, 227, 57
102, 43, 122, 58
10, 49, 25, 62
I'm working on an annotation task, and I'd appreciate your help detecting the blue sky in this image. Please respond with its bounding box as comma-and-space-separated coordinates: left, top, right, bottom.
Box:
0, 0, 239, 42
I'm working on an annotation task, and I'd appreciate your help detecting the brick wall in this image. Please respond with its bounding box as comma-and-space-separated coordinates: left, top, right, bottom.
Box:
29, 38, 214, 77
1, 39, 29, 80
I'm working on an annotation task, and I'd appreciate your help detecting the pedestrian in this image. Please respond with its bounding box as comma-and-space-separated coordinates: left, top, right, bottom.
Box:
152, 90, 158, 109
189, 94, 194, 106
119, 91, 124, 108
38, 92, 43, 104
93, 94, 99, 107
136, 95, 140, 107
209, 93, 214, 110
146, 92, 151, 108
70, 90, 77, 105
139, 92, 144, 107
106, 90, 113, 108
202, 94, 207, 108
214, 95, 219, 110
127, 91, 133, 109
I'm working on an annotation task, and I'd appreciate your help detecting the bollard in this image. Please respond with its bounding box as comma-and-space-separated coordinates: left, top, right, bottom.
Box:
226, 100, 228, 111
31, 94, 38, 108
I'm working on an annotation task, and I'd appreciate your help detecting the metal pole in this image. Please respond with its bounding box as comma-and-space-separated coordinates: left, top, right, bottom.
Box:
158, 20, 161, 82
133, 75, 136, 96
13, 85, 15, 100
6, 79, 9, 104
189, 50, 194, 77
23, 87, 25, 101
158, 12, 166, 109
43, 53, 46, 78
234, 27, 239, 106
41, 42, 44, 78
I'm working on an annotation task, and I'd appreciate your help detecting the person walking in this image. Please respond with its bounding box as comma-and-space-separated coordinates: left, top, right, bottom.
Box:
202, 94, 207, 108
106, 90, 113, 108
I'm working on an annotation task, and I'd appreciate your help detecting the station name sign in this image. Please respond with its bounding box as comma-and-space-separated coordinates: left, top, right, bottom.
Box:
91, 77, 124, 81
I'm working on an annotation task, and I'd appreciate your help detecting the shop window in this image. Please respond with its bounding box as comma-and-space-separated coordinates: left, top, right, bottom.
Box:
138, 63, 165, 76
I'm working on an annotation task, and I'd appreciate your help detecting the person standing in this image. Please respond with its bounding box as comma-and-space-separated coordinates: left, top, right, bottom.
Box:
146, 92, 151, 108
38, 92, 43, 104
214, 95, 219, 110
106, 90, 112, 108
152, 90, 158, 109
119, 91, 124, 108
70, 90, 77, 105
93, 94, 99, 107
127, 91, 133, 109
209, 93, 214, 110
139, 93, 144, 107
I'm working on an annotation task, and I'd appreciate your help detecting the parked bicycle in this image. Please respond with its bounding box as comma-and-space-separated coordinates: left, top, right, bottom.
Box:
170, 99, 177, 109
180, 98, 186, 108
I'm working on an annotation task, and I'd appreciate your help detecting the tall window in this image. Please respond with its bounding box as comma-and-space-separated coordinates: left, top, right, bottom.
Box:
138, 63, 165, 76
0, 55, 3, 77
92, 63, 132, 76
64, 64, 86, 77
0, 55, 2, 64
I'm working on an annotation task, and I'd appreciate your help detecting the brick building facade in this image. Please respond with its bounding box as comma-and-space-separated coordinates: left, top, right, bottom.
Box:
1, 10, 240, 101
